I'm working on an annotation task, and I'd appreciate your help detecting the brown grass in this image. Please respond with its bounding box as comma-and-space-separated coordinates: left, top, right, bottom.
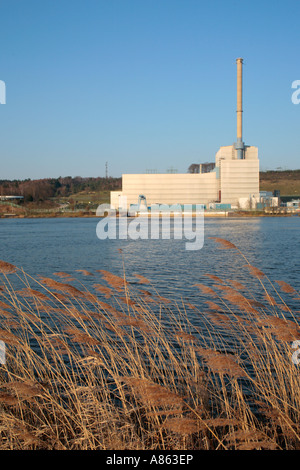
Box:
0, 240, 299, 450
208, 237, 237, 250
195, 347, 247, 378
244, 265, 266, 279
96, 270, 128, 291
276, 280, 297, 294
0, 261, 17, 274
93, 284, 113, 298
76, 270, 94, 276
38, 277, 85, 297
53, 272, 74, 279
133, 273, 151, 284
193, 283, 216, 296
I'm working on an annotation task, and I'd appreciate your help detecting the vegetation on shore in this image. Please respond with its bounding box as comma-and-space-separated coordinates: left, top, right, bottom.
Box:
0, 176, 120, 218
0, 176, 122, 203
260, 169, 300, 199
0, 238, 299, 450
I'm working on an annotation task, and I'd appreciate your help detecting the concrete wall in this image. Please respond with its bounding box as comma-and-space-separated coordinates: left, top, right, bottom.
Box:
110, 143, 259, 209
215, 145, 235, 166
215, 144, 258, 163
220, 159, 260, 205
111, 173, 218, 209
244, 145, 258, 160
110, 191, 127, 210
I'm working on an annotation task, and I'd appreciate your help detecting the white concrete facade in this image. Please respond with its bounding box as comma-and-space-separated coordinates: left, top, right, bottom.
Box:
216, 144, 259, 205
110, 143, 259, 210
219, 159, 259, 204
111, 172, 218, 209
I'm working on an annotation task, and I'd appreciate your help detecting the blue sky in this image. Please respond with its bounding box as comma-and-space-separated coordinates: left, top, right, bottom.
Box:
0, 0, 299, 179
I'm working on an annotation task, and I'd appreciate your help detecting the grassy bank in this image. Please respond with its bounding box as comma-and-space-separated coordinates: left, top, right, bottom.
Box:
0, 239, 299, 450
260, 169, 300, 199
0, 204, 298, 219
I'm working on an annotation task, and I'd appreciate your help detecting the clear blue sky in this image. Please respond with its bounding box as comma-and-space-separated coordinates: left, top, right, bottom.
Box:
0, 0, 299, 179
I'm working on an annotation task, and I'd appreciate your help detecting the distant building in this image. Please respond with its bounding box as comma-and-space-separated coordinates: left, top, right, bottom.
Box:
287, 199, 300, 208
0, 195, 24, 201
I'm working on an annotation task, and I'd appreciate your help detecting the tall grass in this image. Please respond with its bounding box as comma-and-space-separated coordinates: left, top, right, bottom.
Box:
0, 239, 299, 450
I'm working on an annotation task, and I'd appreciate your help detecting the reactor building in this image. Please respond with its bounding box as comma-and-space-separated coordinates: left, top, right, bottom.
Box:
110, 58, 259, 211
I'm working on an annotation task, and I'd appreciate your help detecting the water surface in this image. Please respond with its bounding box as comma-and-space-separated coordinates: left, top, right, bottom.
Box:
0, 216, 299, 308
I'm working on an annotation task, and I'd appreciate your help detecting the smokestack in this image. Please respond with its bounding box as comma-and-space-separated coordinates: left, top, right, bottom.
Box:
236, 58, 244, 159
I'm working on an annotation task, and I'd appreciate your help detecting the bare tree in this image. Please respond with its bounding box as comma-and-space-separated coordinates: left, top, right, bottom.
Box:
188, 164, 200, 174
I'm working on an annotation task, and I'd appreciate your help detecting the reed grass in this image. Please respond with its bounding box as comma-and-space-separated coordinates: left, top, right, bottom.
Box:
0, 239, 299, 450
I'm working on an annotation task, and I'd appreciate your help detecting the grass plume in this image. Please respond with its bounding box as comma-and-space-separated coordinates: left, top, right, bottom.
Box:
0, 238, 299, 450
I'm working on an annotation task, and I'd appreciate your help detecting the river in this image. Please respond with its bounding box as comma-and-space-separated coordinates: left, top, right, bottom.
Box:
0, 216, 298, 311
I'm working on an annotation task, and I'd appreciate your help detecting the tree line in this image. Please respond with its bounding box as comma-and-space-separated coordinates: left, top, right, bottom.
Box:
0, 176, 122, 202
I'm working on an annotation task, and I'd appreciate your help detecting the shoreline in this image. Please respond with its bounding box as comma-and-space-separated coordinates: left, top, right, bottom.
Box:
0, 210, 298, 219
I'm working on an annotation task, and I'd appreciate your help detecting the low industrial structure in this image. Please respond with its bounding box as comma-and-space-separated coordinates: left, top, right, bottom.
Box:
0, 195, 24, 201
110, 58, 260, 213
286, 199, 300, 213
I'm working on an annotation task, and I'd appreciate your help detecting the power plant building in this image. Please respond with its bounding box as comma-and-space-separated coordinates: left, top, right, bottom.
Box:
110, 58, 259, 211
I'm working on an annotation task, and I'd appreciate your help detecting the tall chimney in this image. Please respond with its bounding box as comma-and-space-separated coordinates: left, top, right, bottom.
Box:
236, 58, 244, 159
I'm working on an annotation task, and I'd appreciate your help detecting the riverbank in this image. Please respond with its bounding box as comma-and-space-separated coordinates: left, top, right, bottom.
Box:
0, 210, 298, 219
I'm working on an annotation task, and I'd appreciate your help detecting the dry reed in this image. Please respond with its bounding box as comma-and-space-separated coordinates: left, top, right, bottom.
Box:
195, 347, 246, 378
193, 284, 216, 296
276, 280, 298, 294
0, 260, 17, 274
0, 241, 299, 450
133, 273, 151, 284
93, 284, 113, 298
244, 265, 266, 279
208, 237, 237, 250
96, 270, 128, 291
76, 270, 94, 276
39, 277, 84, 298
122, 377, 183, 408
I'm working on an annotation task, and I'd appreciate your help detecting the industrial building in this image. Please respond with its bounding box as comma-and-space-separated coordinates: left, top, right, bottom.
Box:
110, 58, 260, 212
